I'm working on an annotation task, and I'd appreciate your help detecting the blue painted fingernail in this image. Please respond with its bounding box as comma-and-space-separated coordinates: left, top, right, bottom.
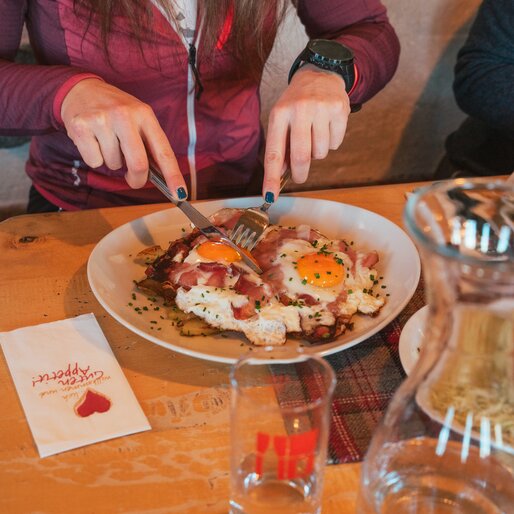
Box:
265, 191, 275, 204
177, 187, 187, 200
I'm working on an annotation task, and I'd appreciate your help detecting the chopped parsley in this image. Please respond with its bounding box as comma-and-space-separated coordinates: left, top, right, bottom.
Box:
317, 244, 332, 256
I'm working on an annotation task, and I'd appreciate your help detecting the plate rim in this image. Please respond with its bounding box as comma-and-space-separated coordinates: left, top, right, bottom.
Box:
87, 196, 421, 363
399, 304, 429, 375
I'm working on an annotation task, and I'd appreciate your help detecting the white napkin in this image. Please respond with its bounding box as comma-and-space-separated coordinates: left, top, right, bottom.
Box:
0, 313, 151, 457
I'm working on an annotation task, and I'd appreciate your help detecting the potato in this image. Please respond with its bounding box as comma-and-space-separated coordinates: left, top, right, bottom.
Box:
180, 318, 219, 337
134, 245, 165, 265
167, 305, 195, 323
136, 278, 165, 296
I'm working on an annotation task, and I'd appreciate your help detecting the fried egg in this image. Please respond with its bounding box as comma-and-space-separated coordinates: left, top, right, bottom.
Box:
141, 214, 386, 345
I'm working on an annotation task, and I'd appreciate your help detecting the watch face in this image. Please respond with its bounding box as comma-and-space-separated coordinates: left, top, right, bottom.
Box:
309, 39, 353, 64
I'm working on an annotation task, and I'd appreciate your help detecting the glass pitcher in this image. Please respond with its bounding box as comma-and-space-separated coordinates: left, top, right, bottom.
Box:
357, 179, 514, 513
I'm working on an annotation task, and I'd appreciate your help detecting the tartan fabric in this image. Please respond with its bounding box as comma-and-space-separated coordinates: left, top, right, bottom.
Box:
326, 278, 426, 464
274, 278, 426, 465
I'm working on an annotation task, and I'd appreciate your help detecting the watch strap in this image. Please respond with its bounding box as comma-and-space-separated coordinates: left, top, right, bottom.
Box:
288, 40, 356, 95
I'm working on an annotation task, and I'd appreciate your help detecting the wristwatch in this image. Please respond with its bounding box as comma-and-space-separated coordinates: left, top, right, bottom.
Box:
288, 39, 361, 112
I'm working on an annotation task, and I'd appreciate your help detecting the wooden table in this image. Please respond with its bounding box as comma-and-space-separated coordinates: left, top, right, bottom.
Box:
0, 181, 423, 514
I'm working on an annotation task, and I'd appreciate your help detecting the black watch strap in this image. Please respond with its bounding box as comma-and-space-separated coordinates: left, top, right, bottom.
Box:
288, 39, 361, 112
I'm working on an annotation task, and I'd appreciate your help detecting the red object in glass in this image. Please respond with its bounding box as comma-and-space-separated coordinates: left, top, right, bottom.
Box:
255, 429, 319, 479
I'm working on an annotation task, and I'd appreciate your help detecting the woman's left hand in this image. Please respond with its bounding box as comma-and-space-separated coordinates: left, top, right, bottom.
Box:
262, 64, 351, 202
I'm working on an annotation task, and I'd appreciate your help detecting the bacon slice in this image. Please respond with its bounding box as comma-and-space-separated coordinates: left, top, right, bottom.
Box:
231, 301, 256, 320
361, 251, 379, 269
253, 226, 323, 271
208, 208, 243, 231
233, 274, 263, 301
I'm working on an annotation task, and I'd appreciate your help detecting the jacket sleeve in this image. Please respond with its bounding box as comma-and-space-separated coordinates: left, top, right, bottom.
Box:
453, 0, 514, 132
0, 0, 101, 136
295, 0, 400, 105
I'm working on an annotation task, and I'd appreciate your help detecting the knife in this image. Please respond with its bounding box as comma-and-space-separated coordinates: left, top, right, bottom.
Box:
149, 165, 263, 274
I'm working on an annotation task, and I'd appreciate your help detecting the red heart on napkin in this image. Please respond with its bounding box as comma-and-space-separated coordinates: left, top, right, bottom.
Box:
74, 388, 111, 418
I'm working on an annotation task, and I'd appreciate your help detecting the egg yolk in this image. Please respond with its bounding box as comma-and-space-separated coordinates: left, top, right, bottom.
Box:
297, 253, 344, 288
197, 241, 242, 262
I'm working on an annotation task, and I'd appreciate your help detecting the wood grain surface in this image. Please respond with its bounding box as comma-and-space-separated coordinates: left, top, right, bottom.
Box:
0, 182, 424, 513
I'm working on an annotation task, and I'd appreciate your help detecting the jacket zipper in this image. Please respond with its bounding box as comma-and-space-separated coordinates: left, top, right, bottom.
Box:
149, 1, 203, 200
184, 32, 203, 200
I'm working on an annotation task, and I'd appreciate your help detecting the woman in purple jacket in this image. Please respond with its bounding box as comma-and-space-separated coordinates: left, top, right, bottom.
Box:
0, 0, 399, 211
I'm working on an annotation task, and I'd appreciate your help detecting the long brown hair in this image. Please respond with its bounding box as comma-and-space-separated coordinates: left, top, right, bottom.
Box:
74, 0, 286, 79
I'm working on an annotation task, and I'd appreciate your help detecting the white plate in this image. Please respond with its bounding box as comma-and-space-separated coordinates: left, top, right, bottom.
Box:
399, 305, 429, 375
87, 196, 421, 363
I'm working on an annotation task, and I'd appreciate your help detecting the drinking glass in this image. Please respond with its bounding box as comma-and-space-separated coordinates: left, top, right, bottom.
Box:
229, 346, 336, 514
357, 178, 514, 513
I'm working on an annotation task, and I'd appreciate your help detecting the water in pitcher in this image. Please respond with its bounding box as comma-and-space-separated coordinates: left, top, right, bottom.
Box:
358, 438, 514, 514
358, 180, 514, 514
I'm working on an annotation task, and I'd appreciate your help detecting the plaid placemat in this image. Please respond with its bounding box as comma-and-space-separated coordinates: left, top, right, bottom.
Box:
275, 278, 426, 465
325, 279, 425, 464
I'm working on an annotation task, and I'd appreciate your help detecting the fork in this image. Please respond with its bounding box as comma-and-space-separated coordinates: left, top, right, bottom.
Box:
230, 169, 292, 251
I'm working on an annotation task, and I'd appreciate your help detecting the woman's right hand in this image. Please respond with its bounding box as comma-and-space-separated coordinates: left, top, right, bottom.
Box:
60, 78, 187, 199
